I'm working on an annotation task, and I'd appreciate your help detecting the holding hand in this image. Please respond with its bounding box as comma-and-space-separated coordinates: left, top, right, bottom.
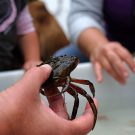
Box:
0, 65, 98, 135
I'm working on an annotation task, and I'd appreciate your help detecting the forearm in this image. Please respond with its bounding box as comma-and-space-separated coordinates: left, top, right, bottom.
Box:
19, 31, 41, 62
77, 28, 109, 57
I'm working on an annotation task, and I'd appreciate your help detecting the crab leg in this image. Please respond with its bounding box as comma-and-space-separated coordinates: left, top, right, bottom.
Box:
67, 86, 79, 120
69, 83, 97, 130
61, 76, 71, 93
71, 78, 95, 97
56, 76, 79, 119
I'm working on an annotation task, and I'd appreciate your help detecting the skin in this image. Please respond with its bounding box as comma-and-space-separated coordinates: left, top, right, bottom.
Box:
78, 28, 135, 84
0, 65, 98, 135
19, 31, 41, 70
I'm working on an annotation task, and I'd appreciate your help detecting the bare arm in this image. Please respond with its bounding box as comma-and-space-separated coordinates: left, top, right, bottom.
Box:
17, 6, 41, 70
78, 28, 108, 56
68, 0, 135, 84
19, 31, 41, 70
78, 28, 135, 84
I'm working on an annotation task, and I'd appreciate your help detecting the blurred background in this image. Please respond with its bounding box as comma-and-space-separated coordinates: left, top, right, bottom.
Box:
28, 0, 71, 60
42, 0, 70, 37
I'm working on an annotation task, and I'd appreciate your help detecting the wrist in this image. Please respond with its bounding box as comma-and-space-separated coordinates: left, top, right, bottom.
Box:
78, 28, 109, 55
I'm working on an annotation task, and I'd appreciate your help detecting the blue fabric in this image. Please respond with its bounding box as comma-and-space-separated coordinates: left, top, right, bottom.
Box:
54, 44, 89, 63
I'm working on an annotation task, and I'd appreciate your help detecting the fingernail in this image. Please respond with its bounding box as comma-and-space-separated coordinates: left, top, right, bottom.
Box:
124, 72, 128, 78
40, 64, 52, 70
97, 77, 102, 83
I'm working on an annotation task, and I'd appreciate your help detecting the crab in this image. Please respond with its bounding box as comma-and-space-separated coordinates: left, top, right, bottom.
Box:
38, 55, 97, 129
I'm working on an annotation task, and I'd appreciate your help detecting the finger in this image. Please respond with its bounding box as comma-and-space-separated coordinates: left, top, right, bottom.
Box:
92, 61, 103, 82
92, 56, 125, 84
100, 57, 126, 84
116, 46, 135, 73
71, 98, 98, 134
12, 65, 52, 96
106, 51, 129, 79
46, 88, 68, 119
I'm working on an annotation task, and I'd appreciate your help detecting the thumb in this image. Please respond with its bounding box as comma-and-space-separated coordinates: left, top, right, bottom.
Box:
10, 64, 52, 96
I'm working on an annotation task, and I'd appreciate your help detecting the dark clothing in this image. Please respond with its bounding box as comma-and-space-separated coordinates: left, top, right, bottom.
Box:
104, 0, 135, 52
0, 0, 27, 71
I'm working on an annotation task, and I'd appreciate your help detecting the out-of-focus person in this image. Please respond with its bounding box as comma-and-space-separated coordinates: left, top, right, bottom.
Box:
0, 0, 41, 71
55, 0, 135, 85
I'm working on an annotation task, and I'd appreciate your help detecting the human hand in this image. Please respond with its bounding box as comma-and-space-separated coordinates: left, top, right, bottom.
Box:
0, 65, 98, 135
90, 41, 135, 84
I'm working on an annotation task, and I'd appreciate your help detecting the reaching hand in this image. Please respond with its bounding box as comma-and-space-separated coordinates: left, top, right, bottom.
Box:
90, 41, 135, 84
0, 65, 98, 135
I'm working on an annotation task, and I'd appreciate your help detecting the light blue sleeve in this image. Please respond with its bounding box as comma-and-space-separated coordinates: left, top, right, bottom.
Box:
68, 0, 105, 44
